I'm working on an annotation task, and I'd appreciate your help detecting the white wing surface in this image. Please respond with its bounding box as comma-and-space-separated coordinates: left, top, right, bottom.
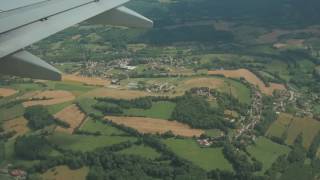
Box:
0, 0, 153, 80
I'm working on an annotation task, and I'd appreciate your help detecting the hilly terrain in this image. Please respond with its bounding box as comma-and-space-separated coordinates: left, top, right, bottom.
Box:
0, 0, 320, 179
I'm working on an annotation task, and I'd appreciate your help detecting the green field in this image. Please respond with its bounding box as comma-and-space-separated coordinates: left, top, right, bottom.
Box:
205, 129, 224, 138
118, 145, 161, 159
4, 138, 15, 160
80, 118, 126, 136
0, 104, 25, 122
265, 61, 291, 81
76, 97, 102, 116
219, 78, 252, 104
279, 163, 314, 180
124, 101, 176, 119
11, 83, 44, 92
313, 104, 320, 115
285, 117, 320, 149
47, 101, 73, 115
46, 81, 96, 96
267, 113, 320, 149
164, 138, 233, 171
297, 59, 315, 74
41, 165, 89, 180
47, 132, 135, 152
247, 137, 290, 173
0, 174, 12, 180
266, 113, 293, 138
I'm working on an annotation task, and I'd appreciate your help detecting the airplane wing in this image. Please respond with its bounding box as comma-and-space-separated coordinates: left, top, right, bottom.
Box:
0, 0, 153, 81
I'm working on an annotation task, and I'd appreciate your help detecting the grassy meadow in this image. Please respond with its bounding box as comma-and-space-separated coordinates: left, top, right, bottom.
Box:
164, 138, 233, 171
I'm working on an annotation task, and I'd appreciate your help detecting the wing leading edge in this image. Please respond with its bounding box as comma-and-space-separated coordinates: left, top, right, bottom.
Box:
0, 0, 153, 81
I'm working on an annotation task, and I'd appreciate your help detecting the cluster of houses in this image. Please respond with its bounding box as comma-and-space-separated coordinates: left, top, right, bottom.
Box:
146, 83, 176, 94
0, 165, 27, 180
197, 132, 226, 147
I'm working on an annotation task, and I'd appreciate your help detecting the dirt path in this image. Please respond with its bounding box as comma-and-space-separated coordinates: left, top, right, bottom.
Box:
105, 116, 204, 137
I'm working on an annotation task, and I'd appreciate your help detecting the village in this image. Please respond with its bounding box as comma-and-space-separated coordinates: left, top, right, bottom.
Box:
0, 164, 27, 180
52, 57, 319, 149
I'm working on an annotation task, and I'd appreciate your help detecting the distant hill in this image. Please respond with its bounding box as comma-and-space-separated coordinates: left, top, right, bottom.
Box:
129, 0, 320, 28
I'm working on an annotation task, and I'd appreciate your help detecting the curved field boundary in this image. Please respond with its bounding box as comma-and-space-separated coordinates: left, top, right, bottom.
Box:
208, 69, 285, 95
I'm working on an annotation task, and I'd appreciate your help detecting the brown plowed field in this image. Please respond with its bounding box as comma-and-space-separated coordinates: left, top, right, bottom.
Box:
54, 104, 86, 134
23, 90, 75, 107
105, 116, 204, 137
0, 88, 18, 97
83, 88, 151, 100
183, 78, 224, 89
3, 117, 30, 138
62, 74, 110, 87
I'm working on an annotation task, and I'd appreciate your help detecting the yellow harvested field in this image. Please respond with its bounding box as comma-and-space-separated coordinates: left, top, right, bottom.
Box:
62, 74, 110, 87
208, 69, 285, 95
3, 117, 30, 138
41, 166, 89, 180
54, 104, 86, 134
182, 78, 224, 89
23, 90, 75, 107
83, 88, 151, 100
17, 91, 40, 100
105, 116, 204, 137
0, 88, 18, 97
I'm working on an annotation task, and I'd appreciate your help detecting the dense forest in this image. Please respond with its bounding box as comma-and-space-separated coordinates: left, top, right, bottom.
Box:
129, 0, 320, 28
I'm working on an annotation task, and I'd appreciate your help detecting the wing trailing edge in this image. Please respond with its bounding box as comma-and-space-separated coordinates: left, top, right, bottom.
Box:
0, 0, 129, 59
87, 6, 153, 28
0, 0, 152, 81
0, 51, 61, 81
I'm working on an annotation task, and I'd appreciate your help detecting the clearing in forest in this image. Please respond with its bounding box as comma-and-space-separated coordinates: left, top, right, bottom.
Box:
208, 68, 285, 95
23, 90, 75, 107
105, 116, 204, 137
54, 104, 86, 134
